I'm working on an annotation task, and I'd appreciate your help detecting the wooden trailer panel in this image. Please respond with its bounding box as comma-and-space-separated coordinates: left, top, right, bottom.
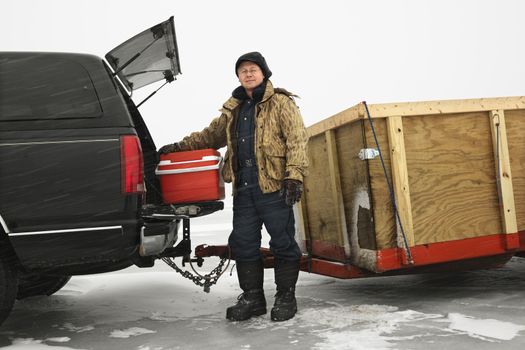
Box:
403, 111, 501, 245
505, 109, 525, 232
302, 96, 525, 274
302, 118, 381, 267
302, 133, 346, 259
336, 121, 376, 252
363, 119, 396, 250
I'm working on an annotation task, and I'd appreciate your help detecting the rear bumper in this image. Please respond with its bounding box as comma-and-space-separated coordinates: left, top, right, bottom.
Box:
139, 201, 224, 257
139, 219, 179, 256
7, 201, 224, 273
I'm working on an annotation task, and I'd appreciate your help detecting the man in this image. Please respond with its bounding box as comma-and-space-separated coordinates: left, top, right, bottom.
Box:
158, 52, 308, 322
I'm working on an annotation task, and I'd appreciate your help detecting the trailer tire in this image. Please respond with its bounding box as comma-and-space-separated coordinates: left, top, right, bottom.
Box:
0, 254, 18, 325
17, 274, 71, 300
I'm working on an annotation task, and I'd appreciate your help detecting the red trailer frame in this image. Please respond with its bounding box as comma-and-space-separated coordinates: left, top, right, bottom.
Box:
195, 230, 524, 279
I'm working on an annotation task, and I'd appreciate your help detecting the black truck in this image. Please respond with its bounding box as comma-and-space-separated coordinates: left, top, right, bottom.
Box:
0, 17, 221, 325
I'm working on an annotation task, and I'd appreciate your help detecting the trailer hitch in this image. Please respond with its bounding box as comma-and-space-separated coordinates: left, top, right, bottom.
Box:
158, 218, 193, 259
160, 218, 229, 292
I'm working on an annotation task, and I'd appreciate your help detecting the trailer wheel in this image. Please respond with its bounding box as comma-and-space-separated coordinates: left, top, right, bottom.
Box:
0, 254, 18, 325
17, 274, 71, 300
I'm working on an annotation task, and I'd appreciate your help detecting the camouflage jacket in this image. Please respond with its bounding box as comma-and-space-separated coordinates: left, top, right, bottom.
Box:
177, 80, 308, 193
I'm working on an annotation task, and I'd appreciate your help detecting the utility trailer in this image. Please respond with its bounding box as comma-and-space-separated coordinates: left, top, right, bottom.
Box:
198, 96, 525, 279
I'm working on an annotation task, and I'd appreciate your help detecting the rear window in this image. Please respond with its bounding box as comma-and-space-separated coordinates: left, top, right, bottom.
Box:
0, 56, 102, 121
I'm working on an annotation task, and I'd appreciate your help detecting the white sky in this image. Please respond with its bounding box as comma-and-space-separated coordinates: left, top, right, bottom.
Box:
2, 0, 525, 147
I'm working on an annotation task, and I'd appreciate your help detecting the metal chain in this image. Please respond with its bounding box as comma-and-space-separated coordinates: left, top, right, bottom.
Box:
162, 256, 229, 293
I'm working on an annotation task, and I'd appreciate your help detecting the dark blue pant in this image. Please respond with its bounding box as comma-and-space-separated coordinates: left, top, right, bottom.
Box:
229, 172, 302, 262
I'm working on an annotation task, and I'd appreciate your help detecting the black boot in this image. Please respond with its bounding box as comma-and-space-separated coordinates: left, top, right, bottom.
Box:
271, 259, 300, 322
226, 260, 266, 321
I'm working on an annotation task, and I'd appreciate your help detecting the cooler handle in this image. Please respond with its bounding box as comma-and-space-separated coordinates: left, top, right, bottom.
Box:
155, 159, 222, 175
157, 155, 222, 166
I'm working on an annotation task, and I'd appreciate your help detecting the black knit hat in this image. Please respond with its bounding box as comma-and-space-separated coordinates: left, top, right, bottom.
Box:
235, 51, 272, 79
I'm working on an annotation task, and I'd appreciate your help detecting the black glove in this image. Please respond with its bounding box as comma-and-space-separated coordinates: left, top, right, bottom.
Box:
279, 179, 303, 206
157, 142, 182, 155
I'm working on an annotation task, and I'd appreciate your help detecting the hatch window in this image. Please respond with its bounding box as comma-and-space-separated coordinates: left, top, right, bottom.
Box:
0, 56, 102, 121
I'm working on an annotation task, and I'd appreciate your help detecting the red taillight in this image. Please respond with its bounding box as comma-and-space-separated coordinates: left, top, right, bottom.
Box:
120, 135, 144, 194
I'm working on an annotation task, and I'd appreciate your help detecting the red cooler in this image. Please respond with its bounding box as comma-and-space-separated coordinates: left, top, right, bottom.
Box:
156, 149, 225, 204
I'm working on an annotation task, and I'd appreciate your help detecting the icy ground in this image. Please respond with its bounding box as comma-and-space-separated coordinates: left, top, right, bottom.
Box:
2, 208, 525, 350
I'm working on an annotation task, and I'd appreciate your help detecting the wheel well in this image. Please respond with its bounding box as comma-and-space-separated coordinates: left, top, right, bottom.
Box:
0, 227, 21, 268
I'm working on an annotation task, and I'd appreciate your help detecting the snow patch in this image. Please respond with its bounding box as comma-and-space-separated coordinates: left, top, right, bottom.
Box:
148, 312, 181, 322
447, 313, 525, 340
296, 304, 442, 350
3, 338, 85, 350
314, 329, 392, 350
109, 327, 157, 338
57, 323, 94, 333
45, 337, 71, 343
137, 346, 165, 350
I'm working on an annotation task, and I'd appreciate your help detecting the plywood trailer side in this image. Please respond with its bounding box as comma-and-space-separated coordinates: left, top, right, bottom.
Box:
301, 96, 525, 275
302, 133, 347, 260
505, 109, 525, 232
402, 111, 501, 245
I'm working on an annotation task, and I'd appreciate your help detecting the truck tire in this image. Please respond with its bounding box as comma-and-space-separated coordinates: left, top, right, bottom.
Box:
0, 254, 18, 325
17, 274, 71, 300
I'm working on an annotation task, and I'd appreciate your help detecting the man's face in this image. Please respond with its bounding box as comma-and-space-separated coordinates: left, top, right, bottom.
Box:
237, 61, 264, 92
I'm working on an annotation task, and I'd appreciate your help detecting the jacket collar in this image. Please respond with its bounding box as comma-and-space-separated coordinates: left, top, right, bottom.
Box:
260, 79, 275, 103
222, 80, 275, 111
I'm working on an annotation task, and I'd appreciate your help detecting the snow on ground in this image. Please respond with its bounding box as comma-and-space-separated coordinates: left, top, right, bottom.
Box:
2, 208, 525, 349
446, 313, 525, 341
109, 328, 157, 339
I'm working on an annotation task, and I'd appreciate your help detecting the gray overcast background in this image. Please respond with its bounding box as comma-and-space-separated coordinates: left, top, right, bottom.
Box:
2, 0, 525, 147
